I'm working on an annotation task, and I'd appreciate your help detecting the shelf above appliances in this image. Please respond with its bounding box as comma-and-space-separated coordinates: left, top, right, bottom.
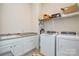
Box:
39, 11, 79, 22
61, 11, 79, 18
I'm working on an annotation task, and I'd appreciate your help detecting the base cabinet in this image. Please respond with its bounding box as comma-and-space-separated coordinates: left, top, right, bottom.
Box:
0, 44, 13, 56
11, 40, 25, 56
23, 38, 34, 54
0, 35, 38, 56
11, 36, 38, 56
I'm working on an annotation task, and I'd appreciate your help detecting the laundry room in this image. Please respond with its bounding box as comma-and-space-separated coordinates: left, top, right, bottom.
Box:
38, 3, 79, 56
0, 3, 79, 56
40, 3, 79, 32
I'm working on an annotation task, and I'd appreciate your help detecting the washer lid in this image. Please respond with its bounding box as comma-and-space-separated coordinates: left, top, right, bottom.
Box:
61, 32, 76, 35
47, 31, 57, 34
40, 33, 57, 36
57, 34, 79, 40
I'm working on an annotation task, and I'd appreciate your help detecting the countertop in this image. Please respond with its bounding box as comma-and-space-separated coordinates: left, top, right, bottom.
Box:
0, 32, 38, 41
0, 32, 37, 36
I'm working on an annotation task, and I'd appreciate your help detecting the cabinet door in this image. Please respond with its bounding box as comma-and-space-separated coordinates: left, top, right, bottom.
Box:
34, 35, 39, 49
23, 35, 39, 54
0, 39, 18, 47
23, 37, 35, 53
0, 44, 13, 56
11, 35, 38, 56
28, 36, 39, 49
11, 39, 25, 56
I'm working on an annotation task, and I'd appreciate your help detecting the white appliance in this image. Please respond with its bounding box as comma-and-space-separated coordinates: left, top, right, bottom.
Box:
56, 32, 79, 56
40, 33, 57, 56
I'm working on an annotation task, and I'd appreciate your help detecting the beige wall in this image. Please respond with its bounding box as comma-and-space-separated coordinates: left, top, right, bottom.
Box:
44, 16, 79, 32
41, 3, 74, 15
41, 3, 79, 32
0, 4, 2, 33
31, 3, 42, 33
0, 3, 32, 34
0, 3, 79, 34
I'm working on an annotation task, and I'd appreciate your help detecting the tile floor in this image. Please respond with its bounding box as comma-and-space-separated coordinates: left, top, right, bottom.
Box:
24, 49, 44, 56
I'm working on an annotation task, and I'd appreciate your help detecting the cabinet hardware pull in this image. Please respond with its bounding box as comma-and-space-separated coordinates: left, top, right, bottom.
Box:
14, 45, 16, 47
10, 46, 12, 48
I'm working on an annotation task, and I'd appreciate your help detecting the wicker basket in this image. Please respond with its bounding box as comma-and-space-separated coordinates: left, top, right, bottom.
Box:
61, 4, 78, 14
43, 14, 50, 21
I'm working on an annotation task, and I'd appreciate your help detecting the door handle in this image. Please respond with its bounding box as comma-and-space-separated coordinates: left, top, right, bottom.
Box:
10, 46, 12, 48
14, 45, 16, 47
30, 40, 34, 42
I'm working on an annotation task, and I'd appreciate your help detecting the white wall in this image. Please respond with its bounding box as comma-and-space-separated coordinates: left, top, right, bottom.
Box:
41, 3, 79, 32
31, 3, 41, 34
41, 3, 75, 15
0, 3, 32, 34
0, 3, 79, 34
44, 16, 79, 32
0, 4, 2, 33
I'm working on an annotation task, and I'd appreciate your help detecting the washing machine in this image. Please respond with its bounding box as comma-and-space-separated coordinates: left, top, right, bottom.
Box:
40, 31, 57, 56
56, 32, 79, 56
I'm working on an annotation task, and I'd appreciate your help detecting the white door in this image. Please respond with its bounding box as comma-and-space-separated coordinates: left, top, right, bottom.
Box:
11, 39, 25, 56
40, 34, 55, 56
23, 37, 36, 53
0, 44, 13, 56
11, 36, 37, 56
11, 36, 38, 56
57, 38, 79, 56
29, 35, 39, 49
23, 35, 39, 54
